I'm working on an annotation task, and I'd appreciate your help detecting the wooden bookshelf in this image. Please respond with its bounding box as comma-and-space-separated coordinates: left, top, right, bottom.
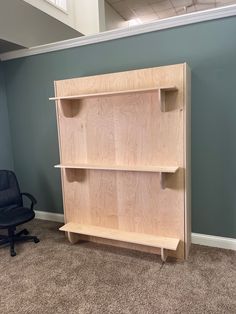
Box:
52, 64, 191, 261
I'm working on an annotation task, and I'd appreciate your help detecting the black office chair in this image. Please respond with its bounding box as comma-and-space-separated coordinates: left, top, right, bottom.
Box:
0, 170, 39, 256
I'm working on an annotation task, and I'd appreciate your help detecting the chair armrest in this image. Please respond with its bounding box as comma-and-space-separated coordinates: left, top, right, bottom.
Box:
21, 193, 37, 210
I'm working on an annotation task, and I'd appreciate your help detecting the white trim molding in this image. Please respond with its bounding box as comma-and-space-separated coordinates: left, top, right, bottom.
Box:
35, 210, 64, 223
35, 210, 236, 251
192, 233, 236, 251
1, 5, 236, 61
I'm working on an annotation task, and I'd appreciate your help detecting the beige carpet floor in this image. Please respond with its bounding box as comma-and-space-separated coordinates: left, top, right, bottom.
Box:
0, 219, 235, 314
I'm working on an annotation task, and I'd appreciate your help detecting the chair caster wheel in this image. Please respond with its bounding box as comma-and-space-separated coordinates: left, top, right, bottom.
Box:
11, 250, 16, 257
23, 229, 29, 235
34, 238, 40, 243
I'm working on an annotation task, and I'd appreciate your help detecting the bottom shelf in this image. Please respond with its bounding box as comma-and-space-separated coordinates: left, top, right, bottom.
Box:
60, 223, 180, 251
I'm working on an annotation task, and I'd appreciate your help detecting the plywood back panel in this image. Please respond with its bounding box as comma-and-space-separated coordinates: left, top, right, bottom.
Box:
57, 91, 182, 167
63, 168, 184, 233
55, 64, 183, 98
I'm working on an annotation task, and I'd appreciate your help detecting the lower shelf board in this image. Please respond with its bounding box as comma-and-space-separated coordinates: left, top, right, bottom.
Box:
60, 223, 180, 251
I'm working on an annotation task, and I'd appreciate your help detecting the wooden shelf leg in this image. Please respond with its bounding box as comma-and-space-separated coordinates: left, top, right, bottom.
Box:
161, 248, 167, 262
66, 231, 80, 244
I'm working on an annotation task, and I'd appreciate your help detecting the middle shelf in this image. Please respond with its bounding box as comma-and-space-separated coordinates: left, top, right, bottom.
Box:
55, 163, 179, 173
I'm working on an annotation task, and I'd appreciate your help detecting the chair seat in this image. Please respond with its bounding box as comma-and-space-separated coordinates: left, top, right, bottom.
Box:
0, 207, 35, 228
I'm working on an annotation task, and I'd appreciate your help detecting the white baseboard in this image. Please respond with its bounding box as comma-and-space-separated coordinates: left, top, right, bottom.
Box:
191, 233, 236, 251
35, 210, 64, 223
35, 210, 236, 251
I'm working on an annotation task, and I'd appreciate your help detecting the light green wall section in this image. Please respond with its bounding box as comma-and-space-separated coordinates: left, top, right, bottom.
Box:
0, 62, 13, 169
3, 17, 236, 237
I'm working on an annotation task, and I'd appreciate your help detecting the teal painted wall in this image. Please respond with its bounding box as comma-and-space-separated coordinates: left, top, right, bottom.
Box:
0, 62, 13, 169
3, 17, 236, 238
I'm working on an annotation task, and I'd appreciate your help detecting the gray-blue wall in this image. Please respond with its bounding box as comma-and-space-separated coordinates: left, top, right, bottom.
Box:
0, 62, 13, 169
3, 16, 236, 238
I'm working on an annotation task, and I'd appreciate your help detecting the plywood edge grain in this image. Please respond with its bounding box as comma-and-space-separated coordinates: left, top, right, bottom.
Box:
183, 63, 192, 259
54, 164, 179, 173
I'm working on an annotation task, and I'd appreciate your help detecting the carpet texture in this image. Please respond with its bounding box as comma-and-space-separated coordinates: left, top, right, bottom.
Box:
0, 219, 235, 314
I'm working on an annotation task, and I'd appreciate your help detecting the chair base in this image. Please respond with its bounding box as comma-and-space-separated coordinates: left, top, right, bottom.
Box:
0, 228, 40, 256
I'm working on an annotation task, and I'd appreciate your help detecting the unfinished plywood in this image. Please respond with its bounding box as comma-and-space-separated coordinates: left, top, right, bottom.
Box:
49, 86, 177, 101
60, 223, 180, 251
55, 163, 179, 173
56, 91, 182, 166
51, 63, 191, 261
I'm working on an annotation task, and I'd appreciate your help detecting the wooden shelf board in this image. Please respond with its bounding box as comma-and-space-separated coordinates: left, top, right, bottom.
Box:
49, 86, 177, 101
55, 163, 179, 173
60, 223, 180, 251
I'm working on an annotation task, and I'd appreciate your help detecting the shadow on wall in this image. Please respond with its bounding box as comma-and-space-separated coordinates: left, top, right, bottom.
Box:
37, 168, 63, 213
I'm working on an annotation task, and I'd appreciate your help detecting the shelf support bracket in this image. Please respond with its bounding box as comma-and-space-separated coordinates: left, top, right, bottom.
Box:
160, 171, 177, 189
160, 172, 166, 189
161, 248, 167, 262
159, 89, 166, 112
159, 87, 178, 112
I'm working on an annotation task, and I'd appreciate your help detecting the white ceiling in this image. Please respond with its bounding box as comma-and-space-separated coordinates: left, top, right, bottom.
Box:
106, 0, 236, 22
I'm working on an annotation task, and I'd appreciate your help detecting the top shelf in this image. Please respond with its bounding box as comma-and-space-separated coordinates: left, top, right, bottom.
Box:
55, 163, 179, 173
49, 86, 177, 101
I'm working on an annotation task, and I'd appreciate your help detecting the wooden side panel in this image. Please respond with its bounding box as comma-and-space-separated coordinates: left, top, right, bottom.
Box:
184, 63, 191, 258
54, 82, 69, 224
54, 64, 190, 260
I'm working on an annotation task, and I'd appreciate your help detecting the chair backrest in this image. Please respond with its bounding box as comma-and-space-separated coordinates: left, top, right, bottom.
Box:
0, 170, 22, 210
